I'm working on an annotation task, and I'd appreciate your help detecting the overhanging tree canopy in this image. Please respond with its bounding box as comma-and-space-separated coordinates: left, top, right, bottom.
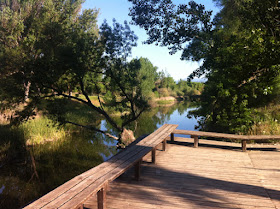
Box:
129, 0, 280, 133
0, 0, 151, 145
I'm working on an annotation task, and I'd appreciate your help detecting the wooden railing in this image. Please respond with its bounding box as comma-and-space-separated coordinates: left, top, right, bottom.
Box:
172, 129, 280, 151
24, 124, 178, 209
23, 125, 280, 209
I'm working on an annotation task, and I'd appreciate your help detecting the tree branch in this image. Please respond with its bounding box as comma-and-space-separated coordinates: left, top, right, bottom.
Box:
121, 107, 146, 128
238, 68, 269, 88
77, 77, 122, 132
65, 120, 118, 140
78, 77, 92, 104
108, 67, 136, 117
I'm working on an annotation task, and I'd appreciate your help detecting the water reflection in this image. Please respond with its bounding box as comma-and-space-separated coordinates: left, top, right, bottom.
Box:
0, 185, 4, 194
0, 102, 198, 209
103, 101, 198, 139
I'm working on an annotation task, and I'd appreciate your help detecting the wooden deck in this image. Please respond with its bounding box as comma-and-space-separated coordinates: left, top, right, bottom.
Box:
84, 137, 280, 209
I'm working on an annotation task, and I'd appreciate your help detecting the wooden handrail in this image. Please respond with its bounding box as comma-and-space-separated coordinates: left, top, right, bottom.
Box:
23, 124, 178, 209
172, 129, 280, 152
173, 129, 280, 140
23, 125, 279, 209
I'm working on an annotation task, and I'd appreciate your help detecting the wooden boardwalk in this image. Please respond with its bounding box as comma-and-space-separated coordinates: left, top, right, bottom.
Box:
84, 137, 280, 209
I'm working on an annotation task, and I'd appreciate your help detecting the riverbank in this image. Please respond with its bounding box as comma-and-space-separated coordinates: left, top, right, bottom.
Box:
0, 102, 197, 208
152, 96, 177, 106
246, 103, 280, 140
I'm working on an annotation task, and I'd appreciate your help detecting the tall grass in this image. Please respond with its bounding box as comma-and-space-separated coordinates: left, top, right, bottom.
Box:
20, 117, 67, 145
0, 100, 109, 208
247, 104, 280, 137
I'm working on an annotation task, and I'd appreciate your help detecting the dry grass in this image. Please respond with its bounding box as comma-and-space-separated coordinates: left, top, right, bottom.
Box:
247, 103, 280, 137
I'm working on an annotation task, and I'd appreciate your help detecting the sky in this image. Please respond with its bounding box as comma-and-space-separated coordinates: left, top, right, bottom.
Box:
82, 0, 220, 81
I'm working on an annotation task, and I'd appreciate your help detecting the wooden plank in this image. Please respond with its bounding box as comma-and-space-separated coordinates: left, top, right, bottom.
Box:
134, 159, 142, 181
97, 185, 107, 209
44, 144, 158, 208
171, 133, 174, 142
173, 129, 280, 141
58, 146, 153, 209
59, 125, 178, 209
41, 125, 178, 209
242, 140, 247, 152
140, 125, 177, 146
24, 124, 176, 209
99, 137, 280, 209
151, 148, 156, 164
162, 139, 166, 151
192, 135, 199, 148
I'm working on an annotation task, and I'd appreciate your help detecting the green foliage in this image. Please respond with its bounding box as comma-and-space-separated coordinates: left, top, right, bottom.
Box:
129, 0, 280, 133
0, 1, 151, 143
156, 100, 174, 105
248, 104, 280, 136
20, 117, 66, 145
157, 88, 169, 97
131, 57, 158, 97
176, 79, 203, 97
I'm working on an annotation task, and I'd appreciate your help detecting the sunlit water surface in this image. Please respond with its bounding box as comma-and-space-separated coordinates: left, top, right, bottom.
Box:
0, 102, 198, 208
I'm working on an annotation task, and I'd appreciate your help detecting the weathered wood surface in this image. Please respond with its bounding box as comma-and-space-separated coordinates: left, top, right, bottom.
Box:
85, 137, 280, 209
173, 129, 280, 140
24, 124, 178, 209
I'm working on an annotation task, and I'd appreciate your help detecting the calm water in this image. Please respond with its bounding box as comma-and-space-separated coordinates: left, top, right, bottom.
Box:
0, 102, 198, 208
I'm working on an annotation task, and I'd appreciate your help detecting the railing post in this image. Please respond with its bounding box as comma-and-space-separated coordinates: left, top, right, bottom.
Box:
192, 135, 199, 148
242, 140, 247, 152
134, 159, 142, 181
162, 139, 166, 151
97, 184, 107, 209
152, 148, 156, 163
171, 133, 174, 142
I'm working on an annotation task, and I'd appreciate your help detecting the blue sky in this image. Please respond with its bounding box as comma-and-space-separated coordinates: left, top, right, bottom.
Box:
82, 1, 220, 81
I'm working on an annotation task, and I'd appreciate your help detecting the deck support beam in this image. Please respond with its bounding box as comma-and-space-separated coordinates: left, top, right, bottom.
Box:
134, 159, 142, 181
152, 148, 156, 163
242, 140, 247, 152
97, 185, 107, 209
171, 133, 174, 142
192, 135, 199, 148
162, 139, 166, 151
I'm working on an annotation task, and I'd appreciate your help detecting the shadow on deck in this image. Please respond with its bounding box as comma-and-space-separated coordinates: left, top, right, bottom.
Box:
85, 137, 280, 209
169, 140, 278, 152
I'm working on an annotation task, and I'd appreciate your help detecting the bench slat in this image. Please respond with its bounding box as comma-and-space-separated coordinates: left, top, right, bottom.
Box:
59, 125, 178, 209
25, 124, 177, 209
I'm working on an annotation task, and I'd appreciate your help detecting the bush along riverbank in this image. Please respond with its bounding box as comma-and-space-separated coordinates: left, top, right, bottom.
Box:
246, 103, 280, 143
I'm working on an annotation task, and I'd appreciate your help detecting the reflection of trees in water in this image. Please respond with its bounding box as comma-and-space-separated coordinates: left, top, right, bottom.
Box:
177, 102, 197, 115
0, 119, 116, 208
0, 102, 195, 208
102, 102, 196, 139
103, 102, 195, 138
132, 102, 195, 138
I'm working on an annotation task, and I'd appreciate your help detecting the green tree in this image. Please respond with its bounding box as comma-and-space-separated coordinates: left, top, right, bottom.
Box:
0, 0, 149, 146
128, 57, 158, 97
129, 0, 280, 133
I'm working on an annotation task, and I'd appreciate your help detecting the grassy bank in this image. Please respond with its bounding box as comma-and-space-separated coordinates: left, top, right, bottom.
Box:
247, 104, 280, 137
0, 98, 116, 208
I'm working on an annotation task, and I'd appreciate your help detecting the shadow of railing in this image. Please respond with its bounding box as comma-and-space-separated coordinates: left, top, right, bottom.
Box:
114, 161, 280, 208
168, 140, 278, 152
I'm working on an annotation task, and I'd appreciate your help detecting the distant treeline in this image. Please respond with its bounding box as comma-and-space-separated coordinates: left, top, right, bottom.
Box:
69, 57, 204, 100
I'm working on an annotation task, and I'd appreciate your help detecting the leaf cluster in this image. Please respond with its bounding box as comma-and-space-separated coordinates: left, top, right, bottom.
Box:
0, 0, 152, 142
129, 0, 280, 133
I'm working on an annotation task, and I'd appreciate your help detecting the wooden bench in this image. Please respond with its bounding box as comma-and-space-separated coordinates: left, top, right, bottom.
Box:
24, 124, 178, 209
172, 129, 280, 152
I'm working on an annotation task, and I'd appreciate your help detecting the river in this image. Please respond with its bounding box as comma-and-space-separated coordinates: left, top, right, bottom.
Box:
0, 102, 198, 208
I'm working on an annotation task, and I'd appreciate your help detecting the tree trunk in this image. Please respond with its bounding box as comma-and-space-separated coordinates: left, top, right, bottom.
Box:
24, 81, 31, 103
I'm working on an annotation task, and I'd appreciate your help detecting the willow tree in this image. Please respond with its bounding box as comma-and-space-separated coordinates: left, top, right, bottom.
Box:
0, 0, 149, 146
